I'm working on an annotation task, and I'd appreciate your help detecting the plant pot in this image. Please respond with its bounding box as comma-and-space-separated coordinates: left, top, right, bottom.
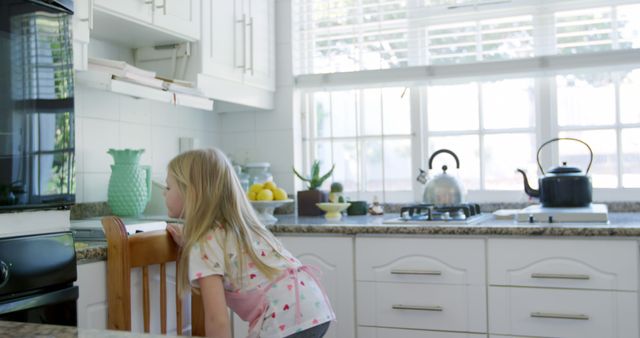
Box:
297, 190, 328, 216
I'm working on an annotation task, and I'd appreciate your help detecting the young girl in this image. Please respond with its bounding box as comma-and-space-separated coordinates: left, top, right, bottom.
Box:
163, 148, 334, 338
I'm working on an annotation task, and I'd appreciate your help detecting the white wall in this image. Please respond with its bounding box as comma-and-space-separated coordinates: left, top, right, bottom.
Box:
74, 40, 222, 203
218, 0, 297, 194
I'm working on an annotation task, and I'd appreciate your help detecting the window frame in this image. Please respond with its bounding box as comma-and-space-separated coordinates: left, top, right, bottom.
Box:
295, 0, 640, 203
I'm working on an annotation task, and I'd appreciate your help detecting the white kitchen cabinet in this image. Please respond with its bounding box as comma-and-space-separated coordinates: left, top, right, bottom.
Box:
151, 0, 200, 40
198, 0, 276, 109
72, 0, 91, 71
76, 261, 108, 329
356, 237, 487, 335
359, 326, 487, 338
92, 0, 199, 41
93, 0, 153, 24
489, 286, 638, 338
241, 0, 276, 92
233, 235, 355, 338
76, 260, 191, 334
487, 238, 639, 338
488, 238, 638, 291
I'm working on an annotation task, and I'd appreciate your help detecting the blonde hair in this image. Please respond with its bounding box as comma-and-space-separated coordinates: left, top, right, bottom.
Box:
168, 148, 286, 293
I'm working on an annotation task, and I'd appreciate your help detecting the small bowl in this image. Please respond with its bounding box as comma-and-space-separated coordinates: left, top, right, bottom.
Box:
316, 202, 351, 220
250, 199, 294, 225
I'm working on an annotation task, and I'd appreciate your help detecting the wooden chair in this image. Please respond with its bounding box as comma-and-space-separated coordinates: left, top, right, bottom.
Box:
101, 216, 205, 336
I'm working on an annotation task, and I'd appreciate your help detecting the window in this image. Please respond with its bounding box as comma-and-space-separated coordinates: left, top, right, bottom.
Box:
295, 0, 640, 202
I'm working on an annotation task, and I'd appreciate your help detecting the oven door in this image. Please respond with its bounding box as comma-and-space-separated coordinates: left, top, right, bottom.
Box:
0, 285, 78, 326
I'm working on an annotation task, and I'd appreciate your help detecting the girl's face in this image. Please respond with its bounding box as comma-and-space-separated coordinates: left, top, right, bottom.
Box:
164, 174, 184, 218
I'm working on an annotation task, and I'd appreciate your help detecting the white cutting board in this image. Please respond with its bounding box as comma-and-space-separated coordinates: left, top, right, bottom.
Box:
516, 203, 608, 223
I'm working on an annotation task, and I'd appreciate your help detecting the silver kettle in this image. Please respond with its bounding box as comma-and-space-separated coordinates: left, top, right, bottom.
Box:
417, 149, 466, 205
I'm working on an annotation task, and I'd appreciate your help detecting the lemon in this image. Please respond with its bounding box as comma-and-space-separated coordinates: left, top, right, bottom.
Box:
249, 183, 264, 194
256, 189, 274, 201
263, 181, 277, 191
247, 191, 257, 200
273, 187, 288, 200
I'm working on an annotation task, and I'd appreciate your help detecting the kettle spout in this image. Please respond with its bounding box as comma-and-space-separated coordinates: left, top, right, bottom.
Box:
516, 169, 539, 198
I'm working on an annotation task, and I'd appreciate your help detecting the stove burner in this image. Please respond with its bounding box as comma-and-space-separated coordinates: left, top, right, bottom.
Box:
400, 204, 481, 221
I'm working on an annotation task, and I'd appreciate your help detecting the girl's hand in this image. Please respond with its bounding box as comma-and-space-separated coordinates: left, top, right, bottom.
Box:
166, 223, 184, 247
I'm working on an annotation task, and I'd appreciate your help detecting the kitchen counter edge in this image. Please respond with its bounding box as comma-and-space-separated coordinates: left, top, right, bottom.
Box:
75, 213, 640, 264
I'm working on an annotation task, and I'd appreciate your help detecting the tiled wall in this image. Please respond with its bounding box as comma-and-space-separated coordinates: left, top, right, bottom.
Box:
75, 86, 222, 203
218, 0, 298, 194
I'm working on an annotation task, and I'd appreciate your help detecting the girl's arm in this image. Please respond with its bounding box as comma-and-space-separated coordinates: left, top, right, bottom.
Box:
198, 275, 232, 338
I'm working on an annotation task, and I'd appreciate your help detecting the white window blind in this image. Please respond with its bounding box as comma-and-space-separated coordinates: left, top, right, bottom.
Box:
292, 0, 640, 77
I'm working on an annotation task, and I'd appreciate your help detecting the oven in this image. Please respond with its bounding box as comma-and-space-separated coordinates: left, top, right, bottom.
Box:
0, 0, 75, 212
0, 231, 78, 326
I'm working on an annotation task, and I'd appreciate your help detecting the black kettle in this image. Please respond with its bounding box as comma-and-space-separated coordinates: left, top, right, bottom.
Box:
516, 138, 593, 207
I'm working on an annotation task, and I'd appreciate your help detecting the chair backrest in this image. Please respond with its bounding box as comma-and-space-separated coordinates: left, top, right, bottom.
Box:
101, 216, 205, 336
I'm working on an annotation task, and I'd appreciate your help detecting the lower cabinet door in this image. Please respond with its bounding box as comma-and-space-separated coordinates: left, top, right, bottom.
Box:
358, 282, 486, 333
489, 286, 638, 338
359, 326, 488, 338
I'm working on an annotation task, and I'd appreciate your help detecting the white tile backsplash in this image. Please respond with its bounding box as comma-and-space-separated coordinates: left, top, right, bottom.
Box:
119, 95, 152, 124
75, 84, 221, 203
82, 172, 111, 203
81, 117, 119, 173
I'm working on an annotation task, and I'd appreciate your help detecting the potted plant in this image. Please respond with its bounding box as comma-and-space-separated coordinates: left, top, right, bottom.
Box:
293, 160, 335, 216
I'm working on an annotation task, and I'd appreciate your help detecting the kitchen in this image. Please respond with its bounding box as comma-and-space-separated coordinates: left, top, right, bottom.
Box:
1, 0, 640, 338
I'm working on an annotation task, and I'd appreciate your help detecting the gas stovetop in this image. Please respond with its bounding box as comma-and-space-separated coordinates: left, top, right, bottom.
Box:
384, 203, 492, 225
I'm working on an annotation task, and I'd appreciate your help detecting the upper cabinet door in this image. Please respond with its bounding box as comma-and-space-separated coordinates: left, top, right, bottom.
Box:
152, 0, 200, 40
243, 0, 275, 91
93, 0, 153, 24
201, 0, 245, 83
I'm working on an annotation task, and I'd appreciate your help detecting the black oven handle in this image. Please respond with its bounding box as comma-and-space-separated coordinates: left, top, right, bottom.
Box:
0, 285, 78, 315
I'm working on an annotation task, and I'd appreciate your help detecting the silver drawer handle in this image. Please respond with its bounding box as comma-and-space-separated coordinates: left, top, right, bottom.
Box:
531, 312, 589, 320
391, 269, 442, 276
392, 304, 443, 312
531, 273, 590, 280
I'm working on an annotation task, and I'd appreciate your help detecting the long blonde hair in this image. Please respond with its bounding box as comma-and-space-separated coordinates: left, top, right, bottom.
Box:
168, 148, 286, 293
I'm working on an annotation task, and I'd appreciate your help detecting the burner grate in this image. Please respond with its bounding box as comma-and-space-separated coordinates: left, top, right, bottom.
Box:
400, 204, 481, 221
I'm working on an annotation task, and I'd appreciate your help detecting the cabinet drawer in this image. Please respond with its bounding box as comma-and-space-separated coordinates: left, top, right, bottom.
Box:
356, 238, 485, 285
359, 326, 487, 338
357, 281, 486, 333
489, 286, 638, 338
488, 239, 638, 291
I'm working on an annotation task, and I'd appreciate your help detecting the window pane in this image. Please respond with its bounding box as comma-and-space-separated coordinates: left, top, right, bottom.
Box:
556, 73, 615, 127
428, 135, 480, 190
620, 69, 640, 124
362, 139, 383, 192
382, 87, 411, 135
622, 128, 640, 188
331, 91, 357, 137
384, 138, 412, 191
361, 88, 382, 136
484, 133, 536, 190
555, 7, 614, 54
616, 4, 640, 49
312, 141, 332, 189
313, 92, 331, 138
558, 130, 617, 188
427, 83, 479, 131
332, 140, 358, 192
482, 78, 535, 129
479, 16, 533, 61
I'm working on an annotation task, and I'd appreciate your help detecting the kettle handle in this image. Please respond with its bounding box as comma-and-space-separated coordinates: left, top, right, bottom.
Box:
428, 149, 460, 170
536, 138, 593, 175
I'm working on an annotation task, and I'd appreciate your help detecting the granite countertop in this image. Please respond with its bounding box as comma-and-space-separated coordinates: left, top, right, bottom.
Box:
0, 321, 187, 338
74, 212, 640, 264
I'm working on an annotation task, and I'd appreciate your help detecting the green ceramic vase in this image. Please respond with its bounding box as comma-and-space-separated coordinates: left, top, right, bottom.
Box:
107, 148, 151, 217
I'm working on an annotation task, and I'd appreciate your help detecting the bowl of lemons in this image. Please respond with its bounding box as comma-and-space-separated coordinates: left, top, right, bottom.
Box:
247, 181, 293, 225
